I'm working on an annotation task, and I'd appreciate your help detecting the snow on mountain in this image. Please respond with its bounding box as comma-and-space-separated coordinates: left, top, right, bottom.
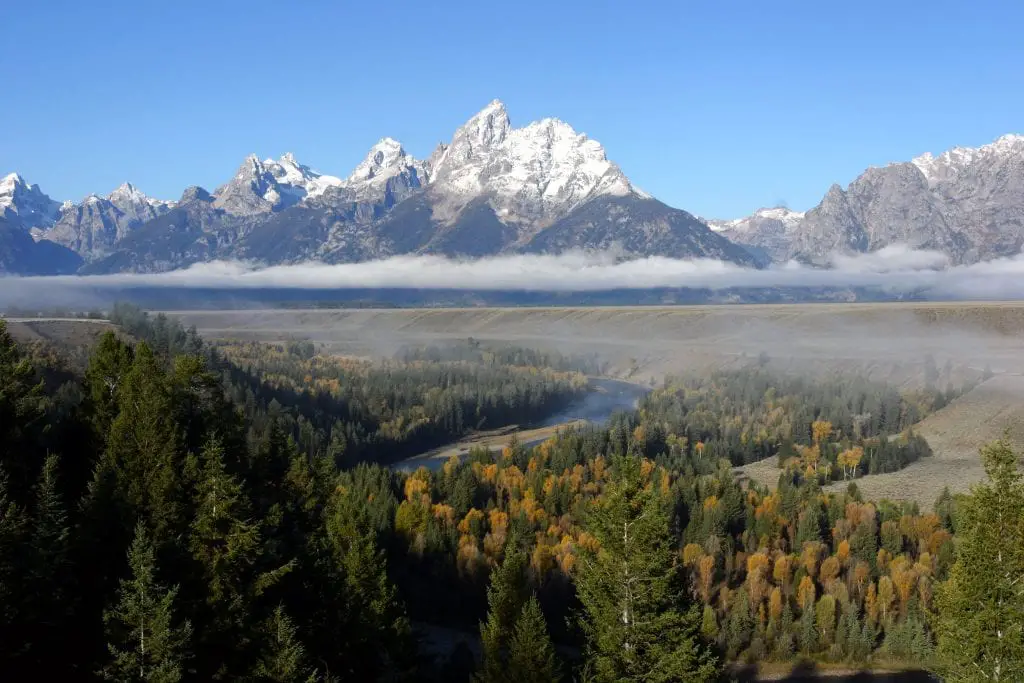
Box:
704, 207, 806, 263
213, 153, 344, 215
707, 207, 805, 234
0, 173, 62, 230
340, 138, 428, 203
908, 133, 1024, 187
108, 182, 175, 212
785, 132, 1024, 264
426, 100, 648, 227
42, 182, 175, 259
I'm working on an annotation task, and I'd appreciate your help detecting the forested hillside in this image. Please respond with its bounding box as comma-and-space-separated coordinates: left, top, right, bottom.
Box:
0, 308, 1019, 681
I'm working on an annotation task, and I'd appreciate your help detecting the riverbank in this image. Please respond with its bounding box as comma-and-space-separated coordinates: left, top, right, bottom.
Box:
392, 377, 649, 472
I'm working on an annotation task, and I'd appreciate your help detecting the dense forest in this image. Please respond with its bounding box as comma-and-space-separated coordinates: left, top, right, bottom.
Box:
638, 369, 954, 479
0, 307, 1021, 681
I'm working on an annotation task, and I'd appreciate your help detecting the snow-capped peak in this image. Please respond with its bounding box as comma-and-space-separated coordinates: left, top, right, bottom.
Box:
214, 153, 344, 214
706, 206, 805, 234
347, 138, 413, 183
107, 182, 175, 211
1, 172, 25, 192
0, 172, 61, 230
427, 100, 643, 224
911, 132, 1024, 185
460, 99, 511, 149
263, 153, 343, 198
337, 138, 428, 203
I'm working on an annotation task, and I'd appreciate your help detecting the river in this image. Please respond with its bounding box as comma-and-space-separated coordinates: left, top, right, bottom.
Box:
391, 377, 650, 472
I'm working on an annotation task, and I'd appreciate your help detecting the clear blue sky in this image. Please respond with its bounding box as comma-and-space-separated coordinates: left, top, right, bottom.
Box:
2, 0, 1021, 219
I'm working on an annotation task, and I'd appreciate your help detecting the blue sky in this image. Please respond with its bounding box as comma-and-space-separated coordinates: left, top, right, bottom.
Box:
2, 0, 1021, 219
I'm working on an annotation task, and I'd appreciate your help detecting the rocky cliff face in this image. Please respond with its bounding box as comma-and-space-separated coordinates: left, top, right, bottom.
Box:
44, 183, 174, 260
719, 134, 1024, 264
0, 173, 61, 230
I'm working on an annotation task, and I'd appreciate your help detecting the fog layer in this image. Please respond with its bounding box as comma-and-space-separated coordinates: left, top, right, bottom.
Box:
3, 246, 1024, 299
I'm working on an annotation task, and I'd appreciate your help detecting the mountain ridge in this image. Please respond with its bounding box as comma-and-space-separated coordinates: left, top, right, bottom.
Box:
5, 100, 756, 274
720, 133, 1024, 265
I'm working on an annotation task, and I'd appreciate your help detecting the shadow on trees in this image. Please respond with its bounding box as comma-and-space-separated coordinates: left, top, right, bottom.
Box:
732, 659, 939, 682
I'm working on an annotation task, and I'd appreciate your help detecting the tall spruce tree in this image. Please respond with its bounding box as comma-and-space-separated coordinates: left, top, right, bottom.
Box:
22, 454, 74, 675
324, 477, 412, 680
102, 522, 192, 682
252, 605, 318, 682
104, 342, 184, 539
84, 331, 134, 444
0, 464, 27, 664
507, 596, 560, 683
575, 455, 719, 683
475, 540, 529, 683
0, 319, 45, 498
189, 436, 292, 679
935, 439, 1024, 681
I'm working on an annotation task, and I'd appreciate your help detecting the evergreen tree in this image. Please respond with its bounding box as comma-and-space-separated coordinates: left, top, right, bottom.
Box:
0, 319, 45, 497
476, 540, 529, 683
189, 436, 292, 679
102, 522, 192, 682
327, 482, 412, 680
507, 596, 560, 683
23, 454, 73, 674
252, 605, 318, 682
84, 331, 134, 443
104, 343, 184, 539
0, 465, 27, 663
935, 440, 1024, 682
575, 455, 719, 682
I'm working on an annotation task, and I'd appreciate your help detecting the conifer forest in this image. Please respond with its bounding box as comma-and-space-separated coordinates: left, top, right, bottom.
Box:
0, 305, 1020, 682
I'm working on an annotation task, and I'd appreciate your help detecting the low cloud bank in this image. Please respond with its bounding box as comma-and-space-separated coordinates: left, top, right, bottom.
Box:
4, 245, 1024, 299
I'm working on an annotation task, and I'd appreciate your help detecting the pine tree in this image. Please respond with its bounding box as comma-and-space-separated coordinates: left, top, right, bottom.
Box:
102, 521, 192, 682
507, 596, 559, 683
104, 342, 184, 539
0, 319, 45, 497
0, 465, 27, 663
476, 541, 529, 683
85, 331, 134, 443
23, 454, 73, 673
252, 606, 318, 682
935, 439, 1024, 681
189, 436, 292, 679
575, 455, 719, 682
343, 526, 411, 675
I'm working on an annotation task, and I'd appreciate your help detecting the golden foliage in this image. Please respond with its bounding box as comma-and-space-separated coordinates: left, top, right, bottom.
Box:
458, 508, 485, 536
797, 575, 816, 610
682, 543, 704, 566
769, 587, 784, 622
836, 539, 851, 565
811, 419, 833, 444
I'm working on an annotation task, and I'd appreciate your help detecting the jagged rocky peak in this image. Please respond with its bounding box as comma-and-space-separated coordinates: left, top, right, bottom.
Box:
910, 132, 1024, 186
347, 138, 410, 182
180, 185, 213, 204
213, 152, 343, 215
708, 206, 805, 234
427, 100, 644, 225
454, 99, 511, 151
336, 138, 428, 205
107, 181, 174, 211
0, 172, 62, 229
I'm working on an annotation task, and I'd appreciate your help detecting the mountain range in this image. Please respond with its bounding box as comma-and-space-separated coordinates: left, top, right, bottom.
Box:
2, 101, 1022, 277
0, 100, 753, 275
707, 134, 1024, 265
